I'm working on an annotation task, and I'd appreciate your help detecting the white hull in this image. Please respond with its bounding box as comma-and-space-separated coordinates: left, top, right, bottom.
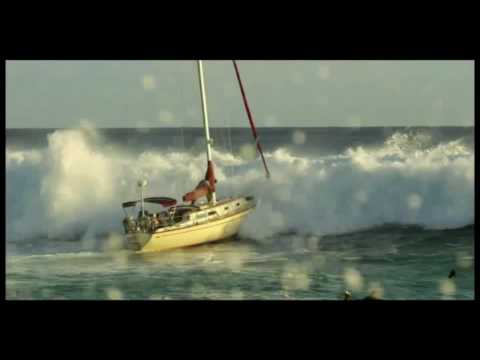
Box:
120, 61, 267, 254
126, 197, 255, 253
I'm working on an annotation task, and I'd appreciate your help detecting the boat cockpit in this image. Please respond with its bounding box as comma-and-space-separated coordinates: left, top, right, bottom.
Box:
122, 198, 199, 234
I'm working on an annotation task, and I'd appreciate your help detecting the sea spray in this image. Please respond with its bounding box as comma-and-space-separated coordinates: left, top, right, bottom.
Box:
6, 126, 474, 244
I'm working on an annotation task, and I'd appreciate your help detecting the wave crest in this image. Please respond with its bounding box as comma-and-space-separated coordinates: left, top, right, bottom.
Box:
6, 127, 474, 243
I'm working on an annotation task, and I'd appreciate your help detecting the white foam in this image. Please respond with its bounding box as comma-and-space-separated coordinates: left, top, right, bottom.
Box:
6, 127, 474, 243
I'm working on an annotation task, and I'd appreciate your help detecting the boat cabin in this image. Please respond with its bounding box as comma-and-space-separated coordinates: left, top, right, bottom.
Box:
122, 197, 200, 234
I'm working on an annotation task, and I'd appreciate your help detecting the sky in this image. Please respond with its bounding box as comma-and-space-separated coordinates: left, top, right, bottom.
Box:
6, 60, 474, 128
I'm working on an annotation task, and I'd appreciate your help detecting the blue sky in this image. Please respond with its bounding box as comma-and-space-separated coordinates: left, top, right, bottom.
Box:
6, 60, 474, 128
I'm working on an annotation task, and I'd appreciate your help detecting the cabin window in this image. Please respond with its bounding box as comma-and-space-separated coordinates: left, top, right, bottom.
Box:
246, 196, 254, 201
224, 207, 229, 210
236, 203, 240, 206
208, 211, 217, 216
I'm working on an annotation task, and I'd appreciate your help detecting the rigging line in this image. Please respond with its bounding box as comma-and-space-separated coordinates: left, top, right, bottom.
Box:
232, 60, 271, 179
227, 86, 236, 196
206, 61, 219, 193
178, 63, 186, 196
223, 78, 233, 197
173, 62, 186, 198
171, 63, 179, 197
218, 64, 233, 197
226, 110, 234, 196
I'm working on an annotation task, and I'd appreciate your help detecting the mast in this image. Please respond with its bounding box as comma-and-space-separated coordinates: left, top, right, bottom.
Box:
196, 60, 216, 205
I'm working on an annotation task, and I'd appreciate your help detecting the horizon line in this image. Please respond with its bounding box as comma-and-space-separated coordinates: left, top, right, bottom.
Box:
5, 125, 475, 130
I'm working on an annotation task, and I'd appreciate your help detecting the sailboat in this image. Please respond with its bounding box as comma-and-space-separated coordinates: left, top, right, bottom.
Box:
121, 60, 270, 253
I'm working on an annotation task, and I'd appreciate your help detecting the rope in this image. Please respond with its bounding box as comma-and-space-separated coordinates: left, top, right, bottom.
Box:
225, 88, 235, 197
232, 60, 271, 179
172, 61, 187, 199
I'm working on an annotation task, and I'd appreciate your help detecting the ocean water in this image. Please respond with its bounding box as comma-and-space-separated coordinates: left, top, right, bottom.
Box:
5, 126, 475, 300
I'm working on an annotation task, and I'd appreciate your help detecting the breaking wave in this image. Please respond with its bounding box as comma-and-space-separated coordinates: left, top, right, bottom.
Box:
6, 125, 474, 243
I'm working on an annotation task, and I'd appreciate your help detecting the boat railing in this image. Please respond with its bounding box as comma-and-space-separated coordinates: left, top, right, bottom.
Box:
123, 210, 195, 234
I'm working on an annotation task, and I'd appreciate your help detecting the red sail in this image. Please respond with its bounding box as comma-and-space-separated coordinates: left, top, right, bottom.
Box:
182, 161, 217, 203
232, 60, 271, 179
205, 160, 216, 192
183, 183, 210, 203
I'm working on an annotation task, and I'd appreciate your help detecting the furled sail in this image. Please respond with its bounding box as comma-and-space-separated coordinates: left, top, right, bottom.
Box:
182, 60, 269, 205
182, 160, 217, 203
